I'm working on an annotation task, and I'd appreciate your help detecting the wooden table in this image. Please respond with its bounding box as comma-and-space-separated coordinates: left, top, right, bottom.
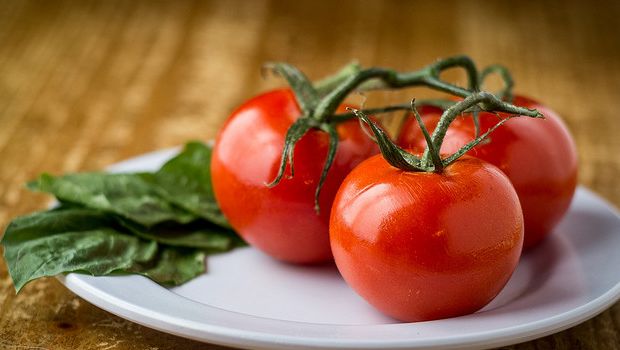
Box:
1, 1, 619, 349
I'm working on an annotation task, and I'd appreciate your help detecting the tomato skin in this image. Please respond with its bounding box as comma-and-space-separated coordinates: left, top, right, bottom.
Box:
397, 96, 578, 249
211, 89, 379, 264
330, 155, 523, 322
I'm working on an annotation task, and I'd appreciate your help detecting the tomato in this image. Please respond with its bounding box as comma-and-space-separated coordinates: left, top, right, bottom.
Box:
397, 96, 578, 249
330, 155, 523, 322
211, 89, 379, 264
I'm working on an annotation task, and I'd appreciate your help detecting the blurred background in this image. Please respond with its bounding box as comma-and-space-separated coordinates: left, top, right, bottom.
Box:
1, 0, 619, 349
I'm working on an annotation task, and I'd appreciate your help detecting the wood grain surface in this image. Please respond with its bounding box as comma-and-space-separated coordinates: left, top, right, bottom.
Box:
1, 0, 619, 349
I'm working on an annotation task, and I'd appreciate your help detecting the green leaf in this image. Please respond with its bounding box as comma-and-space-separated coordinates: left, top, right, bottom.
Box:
158, 142, 215, 197
142, 141, 230, 228
2, 209, 158, 291
130, 247, 206, 286
27, 172, 197, 227
117, 217, 245, 251
1, 207, 116, 242
2, 141, 246, 292
1, 208, 214, 291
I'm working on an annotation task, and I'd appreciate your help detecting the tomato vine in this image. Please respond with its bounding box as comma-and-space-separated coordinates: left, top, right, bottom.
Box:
264, 55, 506, 212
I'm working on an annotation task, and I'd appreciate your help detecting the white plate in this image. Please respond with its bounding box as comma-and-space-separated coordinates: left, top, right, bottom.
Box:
58, 148, 620, 350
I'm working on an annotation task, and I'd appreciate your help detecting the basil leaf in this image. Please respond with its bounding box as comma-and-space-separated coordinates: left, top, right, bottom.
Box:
130, 247, 205, 286
27, 173, 197, 227
2, 207, 116, 240
159, 142, 215, 196
2, 141, 242, 292
2, 209, 158, 291
143, 141, 230, 228
1, 209, 214, 291
117, 218, 245, 251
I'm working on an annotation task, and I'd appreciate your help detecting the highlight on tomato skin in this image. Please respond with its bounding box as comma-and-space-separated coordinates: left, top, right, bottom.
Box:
329, 155, 524, 322
210, 89, 379, 264
397, 95, 578, 249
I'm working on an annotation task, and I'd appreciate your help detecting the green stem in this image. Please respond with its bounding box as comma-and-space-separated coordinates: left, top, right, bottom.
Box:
422, 91, 543, 165
312, 68, 468, 121
314, 61, 361, 96
312, 55, 480, 121
330, 104, 412, 123
480, 64, 514, 102
412, 98, 458, 110
432, 55, 480, 91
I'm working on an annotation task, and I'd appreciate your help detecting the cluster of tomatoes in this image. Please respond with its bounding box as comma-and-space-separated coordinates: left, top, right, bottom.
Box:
210, 59, 577, 322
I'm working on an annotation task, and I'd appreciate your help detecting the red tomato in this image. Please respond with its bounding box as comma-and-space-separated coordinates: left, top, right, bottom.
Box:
211, 89, 379, 264
330, 155, 523, 322
397, 96, 578, 249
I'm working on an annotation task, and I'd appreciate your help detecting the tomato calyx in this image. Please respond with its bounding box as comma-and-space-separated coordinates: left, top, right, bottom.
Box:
351, 92, 544, 173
